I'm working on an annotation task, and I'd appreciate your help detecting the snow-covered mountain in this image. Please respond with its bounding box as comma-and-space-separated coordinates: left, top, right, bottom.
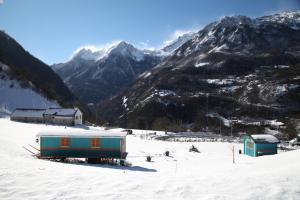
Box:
0, 31, 84, 116
175, 11, 300, 58
52, 41, 163, 104
97, 11, 300, 135
69, 41, 149, 62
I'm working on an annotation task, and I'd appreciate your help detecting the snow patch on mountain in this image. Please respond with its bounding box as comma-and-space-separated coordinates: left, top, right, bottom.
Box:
122, 96, 128, 109
195, 62, 210, 68
208, 43, 229, 53
139, 71, 152, 79
206, 79, 234, 85
220, 86, 242, 93
157, 90, 177, 97
274, 65, 290, 69
141, 89, 179, 105
0, 62, 58, 115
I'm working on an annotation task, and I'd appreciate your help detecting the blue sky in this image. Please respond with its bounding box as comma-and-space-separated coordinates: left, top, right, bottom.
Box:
0, 0, 299, 65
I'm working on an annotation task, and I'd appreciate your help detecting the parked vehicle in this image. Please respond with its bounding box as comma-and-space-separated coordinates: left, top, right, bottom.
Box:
289, 135, 300, 146
122, 129, 133, 135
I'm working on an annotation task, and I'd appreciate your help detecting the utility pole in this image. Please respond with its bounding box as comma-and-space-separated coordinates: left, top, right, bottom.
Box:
231, 121, 233, 137
96, 103, 99, 125
206, 93, 209, 132
232, 146, 235, 164
219, 118, 222, 135
231, 100, 235, 137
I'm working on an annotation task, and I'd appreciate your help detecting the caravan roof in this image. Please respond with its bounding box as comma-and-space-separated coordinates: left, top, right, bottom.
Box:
37, 130, 126, 138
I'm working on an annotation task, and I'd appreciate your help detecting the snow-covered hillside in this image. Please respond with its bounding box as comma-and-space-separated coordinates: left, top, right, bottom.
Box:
0, 31, 78, 110
0, 118, 299, 200
0, 62, 58, 115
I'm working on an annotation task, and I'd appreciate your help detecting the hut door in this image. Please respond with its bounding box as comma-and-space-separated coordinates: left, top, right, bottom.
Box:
120, 139, 125, 153
247, 141, 254, 156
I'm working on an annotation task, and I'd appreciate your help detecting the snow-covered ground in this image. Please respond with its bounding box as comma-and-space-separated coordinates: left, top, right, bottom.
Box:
0, 118, 300, 200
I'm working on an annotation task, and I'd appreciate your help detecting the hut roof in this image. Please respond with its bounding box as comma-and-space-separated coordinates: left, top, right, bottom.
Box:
250, 134, 280, 144
11, 108, 46, 118
36, 130, 126, 138
43, 108, 79, 117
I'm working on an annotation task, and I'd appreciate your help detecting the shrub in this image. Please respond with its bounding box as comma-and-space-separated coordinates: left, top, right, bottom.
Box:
146, 156, 152, 162
164, 151, 170, 156
189, 145, 200, 153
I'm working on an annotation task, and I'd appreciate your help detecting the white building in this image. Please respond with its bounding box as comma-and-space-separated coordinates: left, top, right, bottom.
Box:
43, 108, 82, 126
11, 107, 83, 126
10, 108, 45, 123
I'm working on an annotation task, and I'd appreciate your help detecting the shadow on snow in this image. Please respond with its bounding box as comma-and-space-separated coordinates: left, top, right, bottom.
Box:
51, 160, 157, 172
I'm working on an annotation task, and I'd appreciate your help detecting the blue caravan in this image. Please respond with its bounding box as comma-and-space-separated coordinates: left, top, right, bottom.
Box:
36, 130, 127, 160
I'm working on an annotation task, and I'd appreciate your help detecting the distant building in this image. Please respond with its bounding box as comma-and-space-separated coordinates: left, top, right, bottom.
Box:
243, 134, 280, 157
44, 108, 82, 126
10, 108, 45, 123
10, 107, 82, 126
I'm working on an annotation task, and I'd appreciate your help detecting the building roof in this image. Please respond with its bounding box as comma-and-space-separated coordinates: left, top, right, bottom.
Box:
249, 134, 280, 144
11, 108, 46, 118
36, 130, 126, 138
43, 108, 79, 117
11, 107, 81, 118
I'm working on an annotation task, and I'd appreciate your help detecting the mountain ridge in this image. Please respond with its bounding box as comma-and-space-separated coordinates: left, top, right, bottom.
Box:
96, 11, 300, 136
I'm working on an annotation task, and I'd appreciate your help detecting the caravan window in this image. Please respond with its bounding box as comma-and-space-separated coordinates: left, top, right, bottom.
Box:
91, 138, 100, 148
61, 138, 70, 147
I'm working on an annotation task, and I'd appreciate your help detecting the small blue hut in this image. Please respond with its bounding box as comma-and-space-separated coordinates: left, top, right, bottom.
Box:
243, 134, 279, 157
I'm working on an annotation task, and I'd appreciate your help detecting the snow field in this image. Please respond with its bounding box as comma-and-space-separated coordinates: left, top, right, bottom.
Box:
0, 118, 299, 200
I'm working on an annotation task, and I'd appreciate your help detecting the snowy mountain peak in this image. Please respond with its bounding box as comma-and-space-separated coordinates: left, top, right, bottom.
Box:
71, 41, 150, 62
258, 11, 300, 29
261, 11, 300, 21
53, 41, 163, 103
218, 15, 253, 27
215, 11, 300, 30
112, 41, 130, 49
73, 48, 105, 61
162, 32, 196, 53
108, 41, 145, 61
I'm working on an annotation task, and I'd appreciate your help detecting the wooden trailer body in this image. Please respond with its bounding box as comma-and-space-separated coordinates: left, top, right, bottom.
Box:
37, 131, 127, 159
